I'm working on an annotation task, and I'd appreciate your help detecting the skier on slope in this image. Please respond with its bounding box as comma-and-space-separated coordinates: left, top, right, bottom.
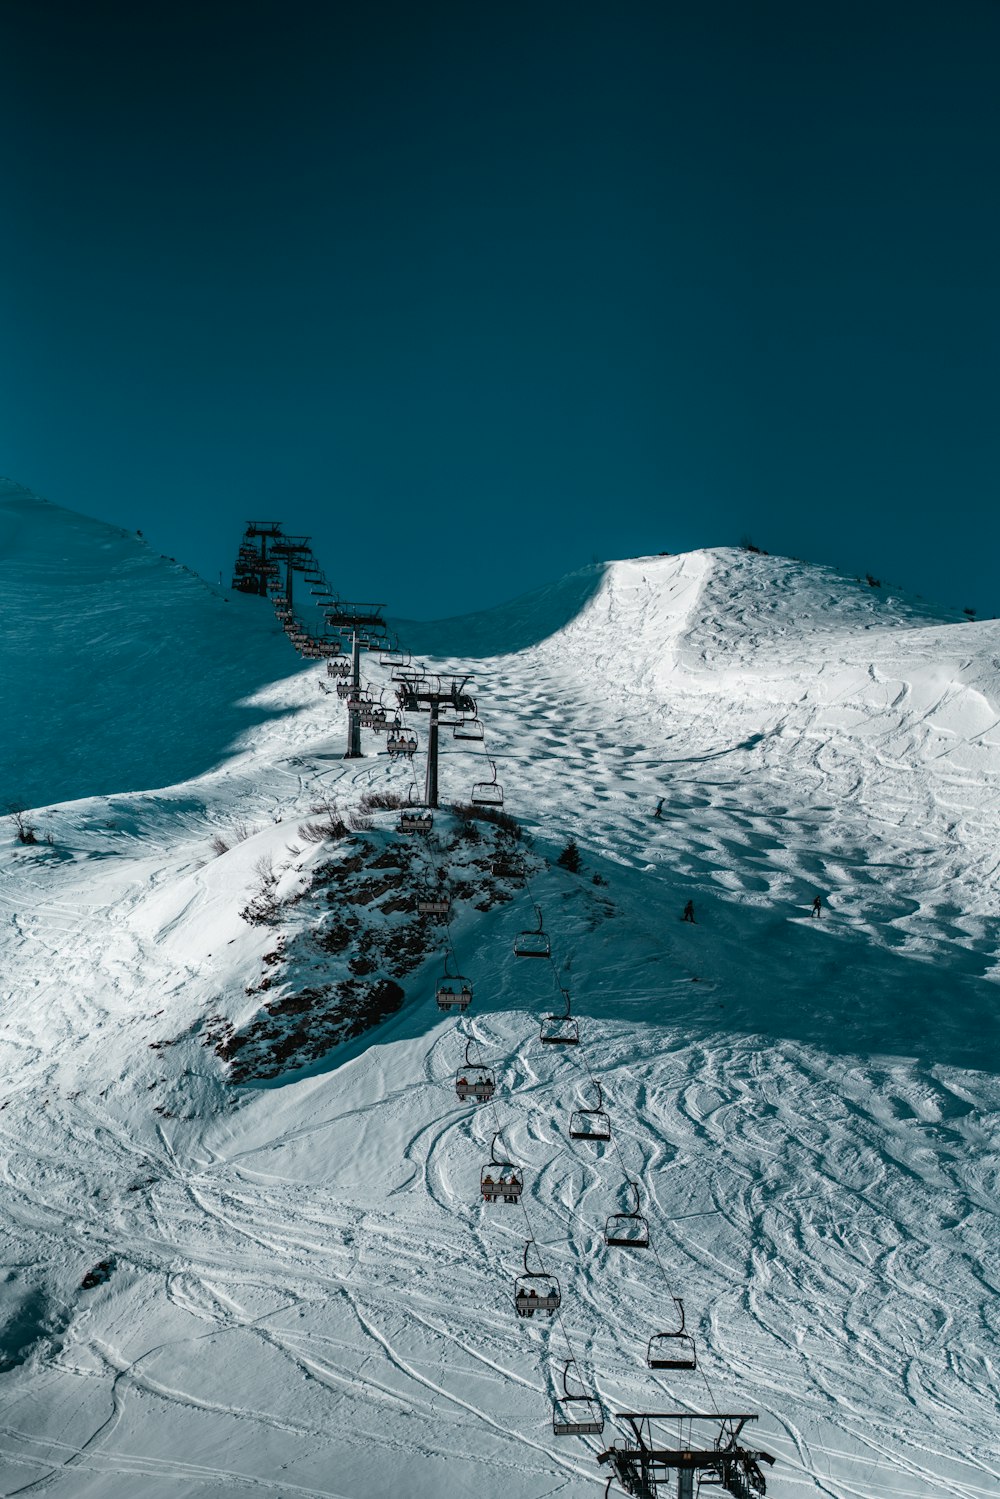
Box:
682, 900, 696, 924
654, 798, 664, 819
811, 895, 822, 918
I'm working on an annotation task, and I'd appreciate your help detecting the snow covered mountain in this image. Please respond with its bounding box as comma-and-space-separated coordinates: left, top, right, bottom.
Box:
1, 482, 997, 1498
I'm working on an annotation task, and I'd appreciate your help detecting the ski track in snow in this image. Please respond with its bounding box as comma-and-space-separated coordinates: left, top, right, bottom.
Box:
0, 511, 998, 1497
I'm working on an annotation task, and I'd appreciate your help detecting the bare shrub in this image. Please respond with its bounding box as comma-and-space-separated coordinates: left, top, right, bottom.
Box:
451, 802, 523, 839
298, 799, 349, 842
359, 790, 405, 811
349, 811, 373, 832
210, 834, 230, 856
240, 855, 281, 925
9, 807, 38, 845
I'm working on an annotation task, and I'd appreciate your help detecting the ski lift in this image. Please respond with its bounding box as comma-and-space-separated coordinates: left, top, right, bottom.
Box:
392, 662, 424, 683
471, 761, 504, 808
481, 1132, 523, 1204
435, 952, 470, 1009
336, 680, 352, 699
398, 805, 433, 835
453, 717, 485, 741
327, 659, 351, 678
514, 905, 550, 959
369, 706, 388, 731
540, 989, 579, 1046
387, 728, 417, 758
455, 1038, 494, 1100
552, 1360, 604, 1437
514, 1239, 561, 1318
647, 1299, 697, 1371
417, 884, 451, 920
380, 643, 408, 668
605, 1180, 650, 1249
569, 1081, 611, 1141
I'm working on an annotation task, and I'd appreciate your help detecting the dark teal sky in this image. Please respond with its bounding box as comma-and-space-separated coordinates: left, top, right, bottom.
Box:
2, 1, 997, 618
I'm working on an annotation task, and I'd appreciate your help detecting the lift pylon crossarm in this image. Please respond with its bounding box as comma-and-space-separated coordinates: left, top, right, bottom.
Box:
598, 1415, 774, 1499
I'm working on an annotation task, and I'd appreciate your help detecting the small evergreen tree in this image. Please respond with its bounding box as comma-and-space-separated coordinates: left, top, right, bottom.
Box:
556, 838, 582, 873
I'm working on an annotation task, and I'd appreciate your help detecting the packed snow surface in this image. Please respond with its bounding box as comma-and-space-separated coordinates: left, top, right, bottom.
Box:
0, 482, 998, 1498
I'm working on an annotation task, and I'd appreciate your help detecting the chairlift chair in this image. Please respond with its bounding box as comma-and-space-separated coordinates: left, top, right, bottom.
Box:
327, 659, 351, 678
417, 886, 451, 920
540, 989, 580, 1046
398, 808, 433, 836
434, 953, 469, 1010
455, 1038, 494, 1101
647, 1299, 698, 1371
387, 730, 417, 758
514, 905, 551, 959
470, 760, 504, 808
514, 1240, 561, 1318
481, 1132, 523, 1205
453, 717, 485, 741
605, 1180, 650, 1249
569, 1081, 611, 1141
336, 680, 352, 699
552, 1360, 604, 1437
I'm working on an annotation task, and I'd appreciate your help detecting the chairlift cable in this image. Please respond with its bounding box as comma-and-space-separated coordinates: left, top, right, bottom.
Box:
511, 860, 729, 1418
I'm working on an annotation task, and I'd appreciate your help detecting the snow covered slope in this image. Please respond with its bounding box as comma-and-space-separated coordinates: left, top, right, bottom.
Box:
0, 498, 997, 1499
0, 479, 298, 809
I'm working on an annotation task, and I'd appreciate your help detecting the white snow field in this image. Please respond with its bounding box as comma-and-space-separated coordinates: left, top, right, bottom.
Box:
0, 480, 998, 1499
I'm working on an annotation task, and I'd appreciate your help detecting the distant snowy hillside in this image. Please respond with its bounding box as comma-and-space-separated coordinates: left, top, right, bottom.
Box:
0, 499, 997, 1499
0, 479, 300, 808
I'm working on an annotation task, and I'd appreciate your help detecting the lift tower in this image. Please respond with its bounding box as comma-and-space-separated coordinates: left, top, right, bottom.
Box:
231, 521, 283, 595
598, 1414, 774, 1499
396, 676, 476, 808
324, 602, 389, 758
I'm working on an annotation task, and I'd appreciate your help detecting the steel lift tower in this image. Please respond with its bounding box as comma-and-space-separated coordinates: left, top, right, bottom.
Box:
324, 601, 390, 758
599, 1414, 774, 1499
396, 676, 476, 808
231, 521, 283, 595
